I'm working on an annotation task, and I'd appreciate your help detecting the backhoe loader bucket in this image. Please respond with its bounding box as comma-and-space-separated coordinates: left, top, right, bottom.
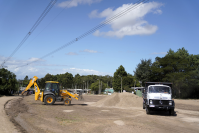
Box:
21, 90, 30, 96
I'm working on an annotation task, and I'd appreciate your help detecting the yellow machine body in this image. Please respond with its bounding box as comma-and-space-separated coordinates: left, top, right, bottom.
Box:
22, 76, 81, 105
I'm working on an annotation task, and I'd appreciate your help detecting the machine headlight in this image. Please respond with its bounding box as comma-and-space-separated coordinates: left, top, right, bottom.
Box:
150, 100, 153, 104
169, 101, 172, 105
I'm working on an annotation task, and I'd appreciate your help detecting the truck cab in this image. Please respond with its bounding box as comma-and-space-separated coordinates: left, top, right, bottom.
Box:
143, 82, 175, 115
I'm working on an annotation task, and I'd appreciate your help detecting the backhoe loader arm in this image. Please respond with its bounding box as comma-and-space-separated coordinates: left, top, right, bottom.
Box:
21, 76, 38, 95
21, 76, 43, 102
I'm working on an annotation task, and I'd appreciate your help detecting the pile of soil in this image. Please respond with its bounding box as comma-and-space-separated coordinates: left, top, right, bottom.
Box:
91, 92, 143, 108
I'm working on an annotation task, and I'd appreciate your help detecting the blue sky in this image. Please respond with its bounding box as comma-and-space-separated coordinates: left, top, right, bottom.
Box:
0, 0, 199, 79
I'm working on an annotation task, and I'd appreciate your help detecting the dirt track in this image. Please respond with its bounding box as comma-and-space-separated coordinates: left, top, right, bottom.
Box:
4, 94, 199, 133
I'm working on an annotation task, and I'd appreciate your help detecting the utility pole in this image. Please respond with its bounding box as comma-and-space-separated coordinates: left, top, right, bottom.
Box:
101, 81, 102, 94
85, 81, 86, 94
21, 80, 23, 91
134, 80, 136, 88
83, 81, 85, 93
97, 79, 100, 94
87, 81, 88, 94
75, 83, 77, 94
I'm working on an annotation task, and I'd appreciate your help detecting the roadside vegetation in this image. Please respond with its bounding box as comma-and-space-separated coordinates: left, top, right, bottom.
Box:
0, 68, 18, 95
134, 47, 199, 99
0, 47, 198, 98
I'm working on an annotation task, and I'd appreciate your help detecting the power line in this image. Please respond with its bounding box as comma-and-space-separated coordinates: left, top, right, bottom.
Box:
22, 0, 74, 50
17, 0, 147, 68
16, 0, 148, 68
0, 0, 57, 68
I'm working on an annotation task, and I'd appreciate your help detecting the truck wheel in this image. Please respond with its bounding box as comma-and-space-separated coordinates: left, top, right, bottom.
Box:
143, 103, 145, 109
44, 95, 55, 105
64, 98, 71, 106
169, 109, 174, 116
146, 107, 151, 114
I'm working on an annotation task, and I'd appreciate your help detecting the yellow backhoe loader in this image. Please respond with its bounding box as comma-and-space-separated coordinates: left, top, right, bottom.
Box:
21, 76, 83, 105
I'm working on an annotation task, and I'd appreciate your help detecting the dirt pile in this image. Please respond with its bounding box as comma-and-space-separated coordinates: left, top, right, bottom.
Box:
91, 92, 143, 108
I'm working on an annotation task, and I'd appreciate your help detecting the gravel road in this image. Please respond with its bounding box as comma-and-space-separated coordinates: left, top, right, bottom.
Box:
2, 94, 199, 133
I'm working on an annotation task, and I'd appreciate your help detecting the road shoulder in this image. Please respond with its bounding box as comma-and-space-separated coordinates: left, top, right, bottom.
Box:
0, 96, 21, 133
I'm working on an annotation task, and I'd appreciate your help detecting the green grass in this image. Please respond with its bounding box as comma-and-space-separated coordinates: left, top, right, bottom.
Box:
55, 117, 79, 125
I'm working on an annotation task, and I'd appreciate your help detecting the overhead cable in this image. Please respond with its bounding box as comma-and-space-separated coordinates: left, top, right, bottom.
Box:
23, 0, 74, 50
16, 0, 148, 68
0, 0, 57, 68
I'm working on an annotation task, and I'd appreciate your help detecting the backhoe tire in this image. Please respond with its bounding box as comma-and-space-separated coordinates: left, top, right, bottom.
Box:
64, 98, 71, 106
44, 95, 55, 105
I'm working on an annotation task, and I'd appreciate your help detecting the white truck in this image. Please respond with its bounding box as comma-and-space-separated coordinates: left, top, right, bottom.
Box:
142, 82, 175, 115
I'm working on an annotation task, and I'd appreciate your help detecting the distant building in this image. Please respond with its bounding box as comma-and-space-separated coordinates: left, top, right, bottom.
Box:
131, 87, 144, 97
131, 87, 144, 92
104, 88, 114, 94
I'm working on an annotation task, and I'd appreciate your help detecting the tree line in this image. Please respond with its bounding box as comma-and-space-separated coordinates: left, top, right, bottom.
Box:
0, 47, 198, 98
24, 73, 114, 94
134, 47, 199, 99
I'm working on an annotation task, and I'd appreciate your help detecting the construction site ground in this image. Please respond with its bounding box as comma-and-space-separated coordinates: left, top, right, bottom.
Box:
4, 93, 199, 133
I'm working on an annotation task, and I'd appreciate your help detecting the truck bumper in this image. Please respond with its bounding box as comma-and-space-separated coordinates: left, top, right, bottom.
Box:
148, 105, 174, 110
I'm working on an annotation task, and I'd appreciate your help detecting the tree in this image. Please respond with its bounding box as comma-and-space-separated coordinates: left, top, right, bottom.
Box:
91, 81, 106, 94
73, 74, 81, 89
134, 59, 152, 86
113, 65, 128, 92
38, 78, 46, 89
0, 68, 18, 95
23, 75, 29, 87
150, 47, 199, 98
57, 72, 73, 88
44, 73, 55, 81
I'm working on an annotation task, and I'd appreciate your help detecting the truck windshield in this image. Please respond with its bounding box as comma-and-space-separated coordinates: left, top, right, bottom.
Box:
149, 86, 170, 94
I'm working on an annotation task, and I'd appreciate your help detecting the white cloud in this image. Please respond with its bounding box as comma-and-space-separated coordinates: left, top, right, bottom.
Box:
153, 9, 162, 14
0, 55, 111, 79
57, 0, 102, 8
118, 50, 135, 54
63, 68, 112, 76
80, 49, 98, 53
89, 8, 113, 18
0, 55, 46, 79
90, 2, 163, 38
66, 52, 78, 55
27, 57, 43, 62
150, 52, 167, 55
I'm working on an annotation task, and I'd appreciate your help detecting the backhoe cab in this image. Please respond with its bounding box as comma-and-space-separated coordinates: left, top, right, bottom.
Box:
21, 76, 83, 106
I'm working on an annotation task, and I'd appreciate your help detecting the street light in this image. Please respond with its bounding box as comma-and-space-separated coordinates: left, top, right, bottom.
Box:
83, 81, 87, 94
118, 75, 122, 93
139, 81, 142, 87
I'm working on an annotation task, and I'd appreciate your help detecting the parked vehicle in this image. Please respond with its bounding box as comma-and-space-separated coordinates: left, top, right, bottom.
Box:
142, 82, 175, 115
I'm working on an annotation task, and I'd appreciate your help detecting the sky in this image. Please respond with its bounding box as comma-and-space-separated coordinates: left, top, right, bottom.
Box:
0, 0, 199, 80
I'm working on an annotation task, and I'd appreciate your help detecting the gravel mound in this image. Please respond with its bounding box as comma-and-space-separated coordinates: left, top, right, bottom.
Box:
91, 92, 143, 108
